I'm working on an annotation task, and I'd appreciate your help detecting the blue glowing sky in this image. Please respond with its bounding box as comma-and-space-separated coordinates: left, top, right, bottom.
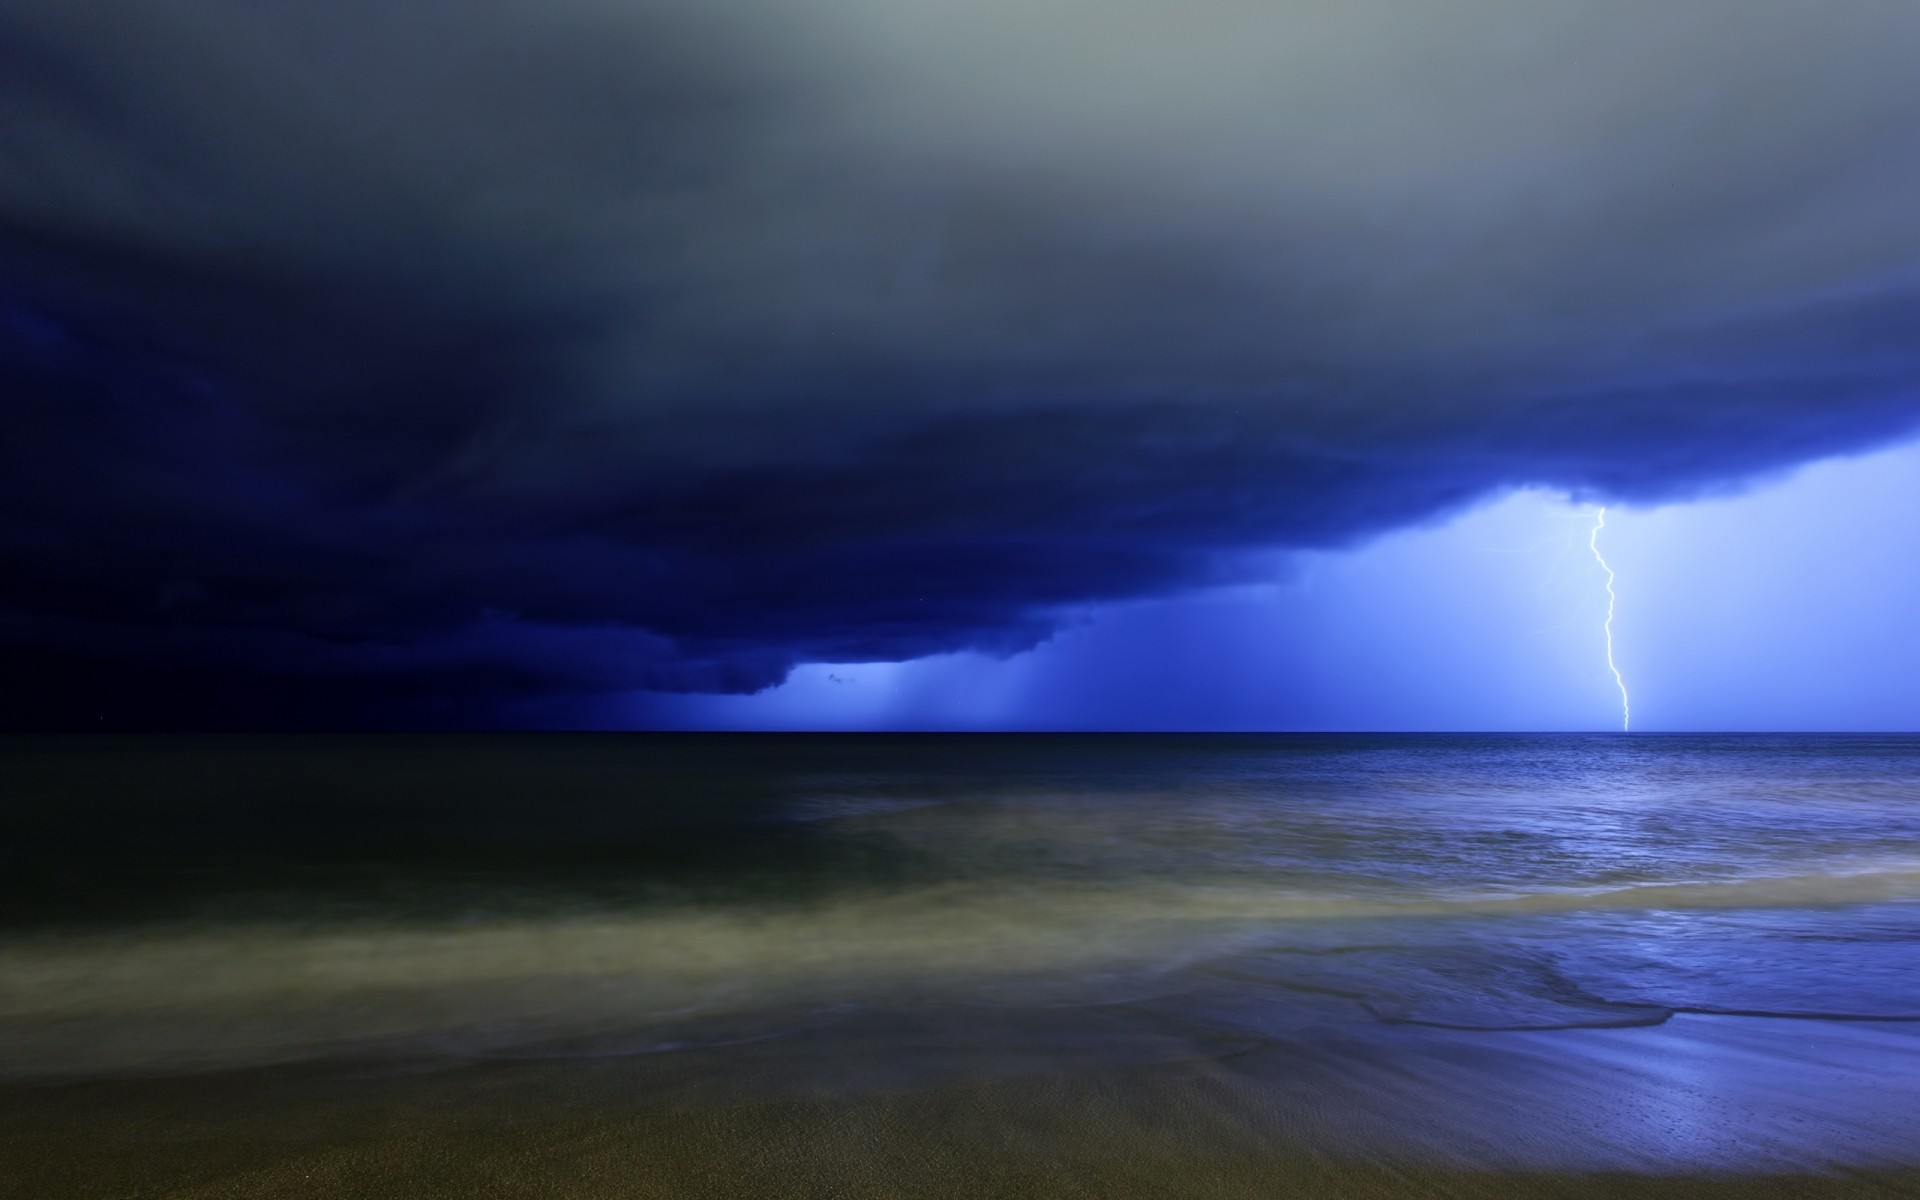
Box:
3, 1, 1918, 729
628, 439, 1920, 731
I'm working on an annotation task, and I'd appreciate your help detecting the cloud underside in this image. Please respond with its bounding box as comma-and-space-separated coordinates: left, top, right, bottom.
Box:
2, 0, 1917, 725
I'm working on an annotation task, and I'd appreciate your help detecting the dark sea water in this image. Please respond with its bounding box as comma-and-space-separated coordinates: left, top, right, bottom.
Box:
6, 734, 1920, 1180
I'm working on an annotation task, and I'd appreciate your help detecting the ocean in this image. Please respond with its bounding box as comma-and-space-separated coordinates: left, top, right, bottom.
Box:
6, 733, 1920, 1195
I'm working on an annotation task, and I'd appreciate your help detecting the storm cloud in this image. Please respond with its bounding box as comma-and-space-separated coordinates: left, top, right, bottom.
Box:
3, 0, 1918, 726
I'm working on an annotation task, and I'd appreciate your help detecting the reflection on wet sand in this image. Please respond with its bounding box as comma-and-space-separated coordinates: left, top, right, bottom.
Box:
8, 1010, 1920, 1197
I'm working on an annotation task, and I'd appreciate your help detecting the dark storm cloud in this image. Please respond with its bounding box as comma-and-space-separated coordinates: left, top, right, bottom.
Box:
2, 0, 1918, 725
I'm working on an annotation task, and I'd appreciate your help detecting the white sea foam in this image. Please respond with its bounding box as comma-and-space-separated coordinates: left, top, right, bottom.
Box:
5, 860, 1920, 1079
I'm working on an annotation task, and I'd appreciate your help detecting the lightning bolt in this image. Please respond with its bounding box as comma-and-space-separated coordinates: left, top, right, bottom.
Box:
1588, 506, 1630, 731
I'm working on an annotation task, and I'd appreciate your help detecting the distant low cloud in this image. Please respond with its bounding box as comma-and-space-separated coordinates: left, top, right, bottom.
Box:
3, 0, 1918, 726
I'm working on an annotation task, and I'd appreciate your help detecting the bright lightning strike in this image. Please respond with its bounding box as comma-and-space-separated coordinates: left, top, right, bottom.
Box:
1588, 506, 1630, 731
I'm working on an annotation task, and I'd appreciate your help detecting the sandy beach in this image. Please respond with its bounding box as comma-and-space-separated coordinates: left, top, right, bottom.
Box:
9, 1008, 1920, 1199
8, 735, 1920, 1197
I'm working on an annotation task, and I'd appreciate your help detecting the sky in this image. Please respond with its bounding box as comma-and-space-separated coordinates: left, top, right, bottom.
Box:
615, 437, 1920, 732
2, 0, 1918, 730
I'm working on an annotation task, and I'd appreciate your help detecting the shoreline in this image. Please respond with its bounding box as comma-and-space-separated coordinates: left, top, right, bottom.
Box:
9, 1011, 1920, 1198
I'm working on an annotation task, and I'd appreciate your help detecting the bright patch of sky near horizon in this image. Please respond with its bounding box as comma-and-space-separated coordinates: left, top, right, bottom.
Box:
631, 438, 1920, 732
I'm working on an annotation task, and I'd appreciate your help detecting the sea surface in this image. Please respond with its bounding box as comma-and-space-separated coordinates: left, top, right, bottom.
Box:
6, 733, 1920, 1185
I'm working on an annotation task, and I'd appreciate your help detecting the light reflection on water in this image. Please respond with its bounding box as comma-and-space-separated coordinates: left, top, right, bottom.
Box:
3, 733, 1920, 1095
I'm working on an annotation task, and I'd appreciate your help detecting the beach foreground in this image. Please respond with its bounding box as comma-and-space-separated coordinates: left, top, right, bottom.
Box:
6, 735, 1920, 1195
9, 1008, 1920, 1198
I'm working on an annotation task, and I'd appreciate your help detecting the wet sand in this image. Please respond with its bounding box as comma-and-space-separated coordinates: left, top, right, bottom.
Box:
9, 1012, 1920, 1199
